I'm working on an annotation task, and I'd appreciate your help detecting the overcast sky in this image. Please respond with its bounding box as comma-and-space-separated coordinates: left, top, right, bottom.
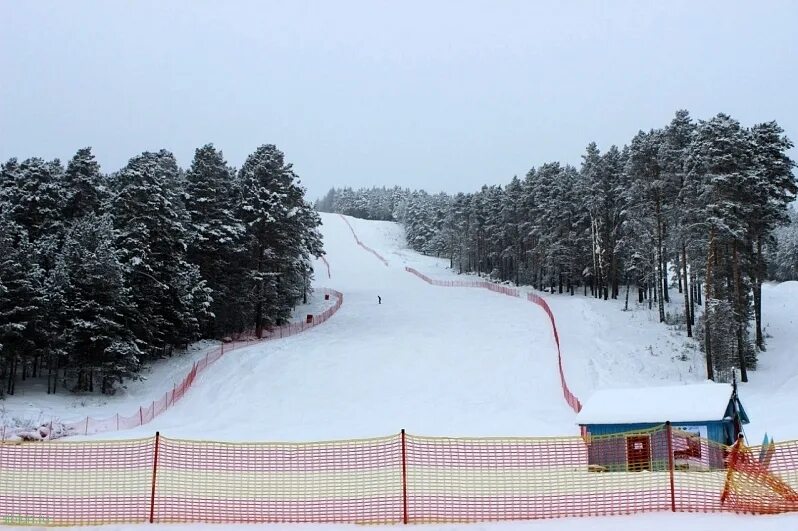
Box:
1, 1, 796, 200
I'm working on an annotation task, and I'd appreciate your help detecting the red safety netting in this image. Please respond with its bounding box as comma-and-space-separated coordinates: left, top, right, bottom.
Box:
404, 267, 580, 412
3, 425, 797, 526
5, 289, 344, 440
320, 255, 332, 278
338, 214, 389, 266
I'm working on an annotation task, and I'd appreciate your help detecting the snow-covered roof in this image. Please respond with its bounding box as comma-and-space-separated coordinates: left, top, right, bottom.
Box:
576, 383, 737, 425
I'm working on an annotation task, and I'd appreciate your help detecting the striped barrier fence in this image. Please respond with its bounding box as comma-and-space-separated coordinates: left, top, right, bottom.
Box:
2, 425, 797, 526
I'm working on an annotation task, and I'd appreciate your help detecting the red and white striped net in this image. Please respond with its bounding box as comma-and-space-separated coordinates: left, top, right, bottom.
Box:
3, 427, 797, 525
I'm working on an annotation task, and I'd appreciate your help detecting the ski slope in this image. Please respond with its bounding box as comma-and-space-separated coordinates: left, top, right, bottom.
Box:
4, 214, 798, 530
53, 212, 572, 441
5, 213, 797, 446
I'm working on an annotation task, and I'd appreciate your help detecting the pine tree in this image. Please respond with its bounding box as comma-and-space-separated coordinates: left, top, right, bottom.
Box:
0, 215, 47, 396
238, 145, 321, 337
747, 122, 797, 349
686, 114, 755, 381
63, 147, 107, 220
112, 150, 211, 357
184, 144, 245, 335
56, 215, 141, 393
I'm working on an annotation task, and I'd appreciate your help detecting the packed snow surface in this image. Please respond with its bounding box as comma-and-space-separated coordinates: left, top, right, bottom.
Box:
3, 213, 798, 447
4, 512, 797, 531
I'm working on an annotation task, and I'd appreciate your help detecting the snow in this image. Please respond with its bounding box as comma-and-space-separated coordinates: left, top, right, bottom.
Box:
3, 512, 797, 531
3, 213, 798, 528
574, 382, 733, 424
4, 213, 798, 445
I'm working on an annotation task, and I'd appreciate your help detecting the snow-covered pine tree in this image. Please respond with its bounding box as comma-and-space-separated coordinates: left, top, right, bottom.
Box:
54, 214, 141, 394
237, 145, 322, 338
769, 206, 798, 280
747, 122, 797, 349
112, 150, 211, 358
626, 130, 668, 321
2, 158, 66, 245
63, 147, 108, 221
686, 114, 755, 381
0, 215, 47, 396
184, 144, 245, 335
660, 110, 698, 335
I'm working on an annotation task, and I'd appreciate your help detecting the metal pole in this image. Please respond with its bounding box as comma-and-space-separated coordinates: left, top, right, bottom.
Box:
401, 429, 409, 524
666, 422, 676, 512
149, 432, 160, 523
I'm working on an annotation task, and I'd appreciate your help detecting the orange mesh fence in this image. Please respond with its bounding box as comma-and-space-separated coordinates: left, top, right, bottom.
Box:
404, 267, 580, 412
0, 437, 155, 526
0, 289, 344, 441
338, 214, 389, 266
320, 255, 332, 278
153, 434, 403, 524
3, 426, 797, 526
719, 436, 798, 514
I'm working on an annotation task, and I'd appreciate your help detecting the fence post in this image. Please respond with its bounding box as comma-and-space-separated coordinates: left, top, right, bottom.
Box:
149, 432, 161, 523
666, 421, 676, 512
85, 416, 89, 435
116, 413, 120, 431
401, 429, 409, 524
140, 406, 144, 426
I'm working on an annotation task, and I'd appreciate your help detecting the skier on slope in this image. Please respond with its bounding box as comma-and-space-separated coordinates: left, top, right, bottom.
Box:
378, 295, 382, 304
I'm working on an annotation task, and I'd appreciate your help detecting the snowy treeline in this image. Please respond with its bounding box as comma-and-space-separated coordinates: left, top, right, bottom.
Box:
319, 111, 796, 382
0, 144, 322, 396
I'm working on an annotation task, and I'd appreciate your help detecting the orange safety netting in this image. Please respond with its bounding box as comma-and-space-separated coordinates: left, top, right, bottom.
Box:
0, 289, 343, 441
2, 426, 797, 526
404, 266, 581, 413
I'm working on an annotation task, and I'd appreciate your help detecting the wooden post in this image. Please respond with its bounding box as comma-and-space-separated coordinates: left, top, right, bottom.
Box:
666, 422, 676, 512
149, 432, 161, 523
401, 429, 409, 524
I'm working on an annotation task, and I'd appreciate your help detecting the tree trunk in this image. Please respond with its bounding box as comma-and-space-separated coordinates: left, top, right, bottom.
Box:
682, 244, 692, 338
732, 241, 748, 382
625, 275, 631, 311
655, 197, 666, 322
754, 236, 764, 350
704, 230, 716, 381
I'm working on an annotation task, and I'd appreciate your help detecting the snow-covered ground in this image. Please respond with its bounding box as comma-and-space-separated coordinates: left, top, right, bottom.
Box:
3, 513, 797, 531
0, 288, 336, 434
2, 213, 798, 529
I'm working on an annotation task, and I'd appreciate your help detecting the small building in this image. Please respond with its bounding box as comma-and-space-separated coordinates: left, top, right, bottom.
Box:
576, 382, 749, 472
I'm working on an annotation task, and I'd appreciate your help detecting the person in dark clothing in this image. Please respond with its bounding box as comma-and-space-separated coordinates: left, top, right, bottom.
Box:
378, 296, 382, 304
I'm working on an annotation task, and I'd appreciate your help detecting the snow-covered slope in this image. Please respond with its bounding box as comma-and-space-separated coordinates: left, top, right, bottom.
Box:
57, 213, 575, 440
4, 214, 797, 447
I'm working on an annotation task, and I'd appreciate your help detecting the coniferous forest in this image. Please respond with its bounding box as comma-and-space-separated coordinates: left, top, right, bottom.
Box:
0, 144, 322, 396
318, 111, 797, 383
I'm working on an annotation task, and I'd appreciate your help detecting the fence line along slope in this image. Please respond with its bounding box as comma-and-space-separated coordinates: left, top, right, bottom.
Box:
26, 213, 573, 442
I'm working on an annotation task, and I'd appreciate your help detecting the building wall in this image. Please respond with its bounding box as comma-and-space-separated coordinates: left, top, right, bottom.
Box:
582, 421, 730, 472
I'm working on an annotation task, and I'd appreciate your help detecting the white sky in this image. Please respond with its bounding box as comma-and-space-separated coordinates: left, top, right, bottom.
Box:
1, 0, 796, 200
